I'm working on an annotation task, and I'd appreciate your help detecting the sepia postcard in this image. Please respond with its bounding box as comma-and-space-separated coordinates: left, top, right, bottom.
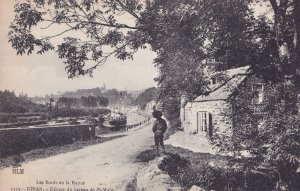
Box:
0, 0, 299, 191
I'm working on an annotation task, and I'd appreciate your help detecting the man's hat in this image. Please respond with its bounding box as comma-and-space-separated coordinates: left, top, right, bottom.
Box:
152, 110, 162, 118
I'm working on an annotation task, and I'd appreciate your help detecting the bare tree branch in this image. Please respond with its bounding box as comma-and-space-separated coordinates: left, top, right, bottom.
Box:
269, 0, 278, 12
43, 19, 140, 29
39, 26, 77, 40
114, 0, 142, 21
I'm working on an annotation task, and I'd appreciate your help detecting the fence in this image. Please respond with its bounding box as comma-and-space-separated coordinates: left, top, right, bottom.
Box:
127, 112, 151, 130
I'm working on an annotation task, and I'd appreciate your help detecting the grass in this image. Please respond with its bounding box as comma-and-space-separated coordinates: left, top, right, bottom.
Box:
136, 145, 227, 164
135, 146, 158, 163
125, 177, 137, 191
0, 135, 125, 168
136, 145, 280, 191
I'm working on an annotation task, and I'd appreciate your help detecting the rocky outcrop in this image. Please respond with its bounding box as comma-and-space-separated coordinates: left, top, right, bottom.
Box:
188, 185, 206, 191
136, 156, 183, 191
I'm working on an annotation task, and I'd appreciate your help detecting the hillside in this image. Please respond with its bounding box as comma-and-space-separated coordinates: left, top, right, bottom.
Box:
0, 90, 46, 113
31, 87, 136, 106
134, 87, 158, 107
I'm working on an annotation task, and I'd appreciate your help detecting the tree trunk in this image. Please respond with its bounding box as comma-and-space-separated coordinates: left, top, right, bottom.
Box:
270, 1, 299, 190
270, 0, 298, 114
294, 0, 300, 76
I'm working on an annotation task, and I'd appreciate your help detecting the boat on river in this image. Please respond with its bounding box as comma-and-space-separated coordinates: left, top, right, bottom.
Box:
108, 113, 127, 127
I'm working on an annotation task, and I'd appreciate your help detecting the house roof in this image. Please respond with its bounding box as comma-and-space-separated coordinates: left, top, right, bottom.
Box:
193, 66, 250, 102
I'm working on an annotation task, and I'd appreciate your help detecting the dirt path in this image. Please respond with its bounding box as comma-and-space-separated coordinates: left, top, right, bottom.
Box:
0, 121, 154, 191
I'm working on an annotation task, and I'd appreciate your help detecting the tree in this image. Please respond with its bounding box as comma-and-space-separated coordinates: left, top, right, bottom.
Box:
208, 1, 300, 190
58, 97, 74, 108
81, 96, 97, 107
96, 95, 109, 107
0, 90, 27, 113
134, 87, 158, 106
8, 0, 256, 97
8, 0, 147, 78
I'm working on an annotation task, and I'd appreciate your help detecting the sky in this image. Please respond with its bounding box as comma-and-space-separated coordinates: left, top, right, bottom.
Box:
0, 0, 158, 97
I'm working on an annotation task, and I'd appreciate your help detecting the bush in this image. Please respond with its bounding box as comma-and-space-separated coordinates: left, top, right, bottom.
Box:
7, 116, 18, 123
0, 115, 17, 123
158, 152, 278, 191
159, 153, 188, 175
52, 108, 87, 118
40, 113, 49, 120
98, 115, 104, 123
200, 165, 277, 191
52, 108, 111, 119
168, 117, 181, 129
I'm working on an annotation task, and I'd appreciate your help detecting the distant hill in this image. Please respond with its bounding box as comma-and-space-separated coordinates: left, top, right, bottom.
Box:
61, 87, 105, 98
31, 87, 136, 106
128, 89, 145, 100
29, 87, 160, 107
0, 90, 46, 113
134, 87, 158, 107
103, 89, 135, 105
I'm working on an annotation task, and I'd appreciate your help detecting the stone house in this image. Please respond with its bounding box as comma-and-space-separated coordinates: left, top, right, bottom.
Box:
181, 65, 262, 135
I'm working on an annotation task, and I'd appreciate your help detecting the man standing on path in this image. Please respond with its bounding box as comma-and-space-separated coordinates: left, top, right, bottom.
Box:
152, 110, 167, 156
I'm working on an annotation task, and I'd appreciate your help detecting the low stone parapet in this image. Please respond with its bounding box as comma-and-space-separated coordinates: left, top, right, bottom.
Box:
0, 124, 95, 157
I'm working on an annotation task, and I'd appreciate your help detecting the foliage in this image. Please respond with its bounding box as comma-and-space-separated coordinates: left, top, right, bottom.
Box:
57, 95, 109, 108
60, 87, 134, 105
143, 0, 257, 99
96, 95, 109, 107
210, 76, 300, 190
206, 0, 300, 189
156, 146, 281, 191
134, 87, 158, 107
0, 90, 46, 113
159, 92, 181, 128
9, 0, 145, 78
176, 163, 278, 191
81, 96, 97, 107
8, 0, 256, 95
58, 97, 76, 108
51, 107, 110, 118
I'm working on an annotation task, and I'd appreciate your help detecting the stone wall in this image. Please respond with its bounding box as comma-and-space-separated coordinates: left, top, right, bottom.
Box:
230, 74, 279, 132
182, 100, 232, 135
0, 124, 95, 157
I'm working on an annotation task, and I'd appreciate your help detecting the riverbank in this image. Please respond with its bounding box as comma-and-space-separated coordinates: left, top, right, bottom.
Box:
0, 112, 150, 169
0, 135, 125, 168
0, 118, 154, 191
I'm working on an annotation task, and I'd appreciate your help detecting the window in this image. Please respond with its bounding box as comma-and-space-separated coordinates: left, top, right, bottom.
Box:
253, 84, 264, 104
197, 111, 213, 133
211, 77, 217, 85
257, 115, 265, 131
184, 111, 192, 127
152, 105, 156, 110
197, 111, 208, 132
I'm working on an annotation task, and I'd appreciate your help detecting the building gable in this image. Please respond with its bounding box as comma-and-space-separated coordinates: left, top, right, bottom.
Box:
194, 66, 250, 102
